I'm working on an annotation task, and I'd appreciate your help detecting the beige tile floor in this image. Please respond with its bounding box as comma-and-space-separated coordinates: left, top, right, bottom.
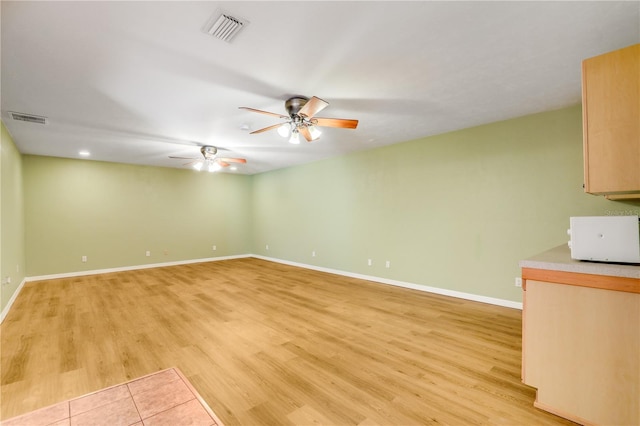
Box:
1, 368, 223, 426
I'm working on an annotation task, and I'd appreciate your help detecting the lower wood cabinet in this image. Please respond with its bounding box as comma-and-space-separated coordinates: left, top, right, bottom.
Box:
522, 278, 639, 425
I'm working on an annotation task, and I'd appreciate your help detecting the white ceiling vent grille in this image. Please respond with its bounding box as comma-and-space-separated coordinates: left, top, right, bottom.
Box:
203, 11, 248, 43
9, 112, 48, 125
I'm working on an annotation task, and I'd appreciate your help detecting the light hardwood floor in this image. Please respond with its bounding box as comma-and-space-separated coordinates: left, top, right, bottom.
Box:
1, 258, 574, 425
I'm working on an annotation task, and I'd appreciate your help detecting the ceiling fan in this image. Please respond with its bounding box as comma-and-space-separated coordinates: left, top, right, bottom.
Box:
169, 146, 246, 172
239, 96, 358, 144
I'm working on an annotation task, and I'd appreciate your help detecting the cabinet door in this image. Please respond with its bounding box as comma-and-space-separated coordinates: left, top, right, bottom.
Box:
582, 44, 640, 195
523, 280, 640, 425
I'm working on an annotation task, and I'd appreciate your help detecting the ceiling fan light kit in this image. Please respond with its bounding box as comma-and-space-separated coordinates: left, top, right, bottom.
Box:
239, 95, 358, 144
208, 162, 222, 173
289, 130, 301, 145
308, 125, 322, 140
169, 145, 246, 173
277, 124, 291, 138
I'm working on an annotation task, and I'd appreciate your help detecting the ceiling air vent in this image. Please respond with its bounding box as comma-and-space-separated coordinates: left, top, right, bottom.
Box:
9, 112, 48, 125
203, 11, 248, 43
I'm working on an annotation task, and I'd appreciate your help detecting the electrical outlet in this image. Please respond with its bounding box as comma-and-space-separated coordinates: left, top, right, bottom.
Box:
385, 260, 391, 268
312, 251, 316, 257
145, 250, 151, 257
212, 245, 217, 251
367, 259, 372, 266
515, 277, 523, 287
266, 244, 269, 250
82, 255, 87, 263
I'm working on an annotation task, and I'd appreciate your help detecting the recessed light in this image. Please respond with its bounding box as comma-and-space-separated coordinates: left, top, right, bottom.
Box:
79, 150, 90, 157
230, 166, 237, 171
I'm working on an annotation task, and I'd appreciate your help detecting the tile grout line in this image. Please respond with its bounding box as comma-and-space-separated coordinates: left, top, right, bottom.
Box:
126, 380, 144, 425
130, 368, 198, 423
68, 384, 133, 421
141, 397, 199, 422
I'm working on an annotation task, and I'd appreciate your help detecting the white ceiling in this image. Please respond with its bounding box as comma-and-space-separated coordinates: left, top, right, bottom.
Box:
2, 1, 639, 175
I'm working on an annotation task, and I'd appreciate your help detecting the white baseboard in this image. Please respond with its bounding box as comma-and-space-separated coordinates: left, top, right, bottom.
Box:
251, 254, 523, 310
1, 277, 27, 323
26, 254, 251, 283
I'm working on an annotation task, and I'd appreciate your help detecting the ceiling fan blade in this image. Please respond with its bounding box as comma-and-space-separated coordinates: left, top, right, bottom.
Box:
299, 126, 314, 142
239, 107, 288, 119
216, 160, 230, 167
169, 156, 199, 160
217, 157, 247, 164
182, 160, 197, 166
313, 117, 359, 129
299, 96, 329, 118
250, 123, 286, 134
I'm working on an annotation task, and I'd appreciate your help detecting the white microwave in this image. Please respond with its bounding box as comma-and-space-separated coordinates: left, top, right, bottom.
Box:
567, 216, 640, 263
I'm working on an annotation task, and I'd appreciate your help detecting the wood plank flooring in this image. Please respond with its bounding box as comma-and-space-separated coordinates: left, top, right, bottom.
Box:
1, 258, 574, 425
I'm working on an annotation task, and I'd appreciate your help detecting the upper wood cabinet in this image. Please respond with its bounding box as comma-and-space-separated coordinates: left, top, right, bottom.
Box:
582, 43, 639, 199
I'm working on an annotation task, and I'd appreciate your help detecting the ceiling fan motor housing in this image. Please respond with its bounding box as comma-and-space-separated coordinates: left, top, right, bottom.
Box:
201, 146, 218, 158
285, 96, 309, 117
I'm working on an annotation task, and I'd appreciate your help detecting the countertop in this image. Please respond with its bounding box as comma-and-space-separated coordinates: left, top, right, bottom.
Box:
519, 244, 640, 280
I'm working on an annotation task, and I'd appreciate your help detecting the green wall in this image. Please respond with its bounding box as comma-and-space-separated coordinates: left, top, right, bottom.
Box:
1, 121, 26, 314
24, 156, 252, 276
251, 105, 640, 303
